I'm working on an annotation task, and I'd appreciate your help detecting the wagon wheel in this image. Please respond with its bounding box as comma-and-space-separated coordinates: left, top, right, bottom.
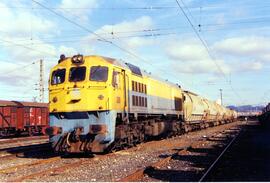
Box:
28, 128, 34, 136
16, 129, 22, 137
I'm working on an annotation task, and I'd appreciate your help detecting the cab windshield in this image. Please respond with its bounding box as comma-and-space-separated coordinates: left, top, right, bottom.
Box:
51, 69, 66, 85
90, 66, 108, 82
69, 67, 86, 82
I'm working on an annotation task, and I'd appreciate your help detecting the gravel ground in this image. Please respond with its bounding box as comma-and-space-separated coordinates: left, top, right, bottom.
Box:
5, 121, 244, 182
203, 120, 270, 181
140, 122, 251, 182
0, 156, 84, 182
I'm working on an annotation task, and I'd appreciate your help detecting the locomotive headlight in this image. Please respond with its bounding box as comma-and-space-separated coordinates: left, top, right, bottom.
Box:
98, 94, 104, 100
77, 55, 83, 62
71, 55, 78, 62
71, 54, 84, 64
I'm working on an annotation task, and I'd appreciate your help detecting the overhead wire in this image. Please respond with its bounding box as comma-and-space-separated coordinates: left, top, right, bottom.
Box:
0, 2, 264, 103
21, 32, 186, 45
31, 0, 154, 63
4, 16, 270, 45
0, 38, 58, 58
0, 6, 178, 10
31, 0, 194, 89
175, 0, 227, 79
174, 0, 244, 105
0, 61, 38, 76
178, 0, 198, 25
3, 2, 270, 10
1, 2, 263, 104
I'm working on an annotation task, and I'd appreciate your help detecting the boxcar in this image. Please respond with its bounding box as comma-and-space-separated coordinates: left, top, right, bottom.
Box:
0, 100, 48, 137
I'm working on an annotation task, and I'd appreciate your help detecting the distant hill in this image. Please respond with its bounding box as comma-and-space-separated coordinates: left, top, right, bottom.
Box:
227, 105, 264, 112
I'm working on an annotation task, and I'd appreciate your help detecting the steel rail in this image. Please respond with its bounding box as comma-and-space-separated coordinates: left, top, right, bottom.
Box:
0, 136, 47, 145
199, 130, 241, 182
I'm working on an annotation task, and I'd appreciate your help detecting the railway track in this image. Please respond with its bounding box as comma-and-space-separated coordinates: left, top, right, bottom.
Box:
0, 135, 48, 145
0, 156, 61, 174
0, 142, 50, 154
0, 142, 51, 161
8, 153, 117, 182
0, 135, 49, 158
0, 136, 49, 154
0, 121, 244, 182
119, 148, 186, 182
119, 127, 242, 182
10, 158, 84, 182
198, 131, 241, 182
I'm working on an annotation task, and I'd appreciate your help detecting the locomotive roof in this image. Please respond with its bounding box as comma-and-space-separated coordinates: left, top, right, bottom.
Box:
98, 56, 182, 89
0, 100, 48, 108
56, 55, 182, 88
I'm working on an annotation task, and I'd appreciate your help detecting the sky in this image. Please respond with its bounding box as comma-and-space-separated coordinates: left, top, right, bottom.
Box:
0, 0, 269, 106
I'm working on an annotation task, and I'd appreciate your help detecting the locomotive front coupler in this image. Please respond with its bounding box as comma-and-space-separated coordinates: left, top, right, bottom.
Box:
70, 127, 84, 142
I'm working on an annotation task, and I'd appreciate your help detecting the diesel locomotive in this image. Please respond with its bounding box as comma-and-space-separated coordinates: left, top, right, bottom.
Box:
46, 54, 237, 153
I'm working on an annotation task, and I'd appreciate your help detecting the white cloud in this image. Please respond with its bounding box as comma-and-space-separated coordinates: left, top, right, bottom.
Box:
214, 36, 270, 60
82, 16, 154, 50
58, 45, 78, 56
58, 0, 98, 22
166, 39, 208, 61
236, 60, 263, 72
164, 36, 267, 75
165, 38, 231, 74
0, 2, 55, 37
1, 37, 57, 62
101, 16, 153, 34
0, 61, 39, 86
170, 58, 230, 75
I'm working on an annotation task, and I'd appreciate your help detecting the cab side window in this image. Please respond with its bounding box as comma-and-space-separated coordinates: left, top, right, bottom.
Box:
112, 70, 120, 88
51, 69, 66, 85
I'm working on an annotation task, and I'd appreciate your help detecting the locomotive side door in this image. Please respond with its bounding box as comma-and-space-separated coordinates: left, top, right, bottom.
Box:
111, 67, 127, 120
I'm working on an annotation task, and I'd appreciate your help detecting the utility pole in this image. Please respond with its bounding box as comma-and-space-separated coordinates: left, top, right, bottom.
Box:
39, 59, 44, 103
219, 89, 223, 106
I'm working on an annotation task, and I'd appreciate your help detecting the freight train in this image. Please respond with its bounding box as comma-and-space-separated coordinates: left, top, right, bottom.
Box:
0, 100, 49, 137
46, 54, 237, 153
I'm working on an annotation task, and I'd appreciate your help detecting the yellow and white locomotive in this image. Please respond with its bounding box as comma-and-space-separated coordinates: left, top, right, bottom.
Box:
46, 54, 237, 153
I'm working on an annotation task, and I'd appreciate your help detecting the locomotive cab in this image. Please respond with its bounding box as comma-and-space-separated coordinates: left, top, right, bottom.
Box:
47, 55, 127, 153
